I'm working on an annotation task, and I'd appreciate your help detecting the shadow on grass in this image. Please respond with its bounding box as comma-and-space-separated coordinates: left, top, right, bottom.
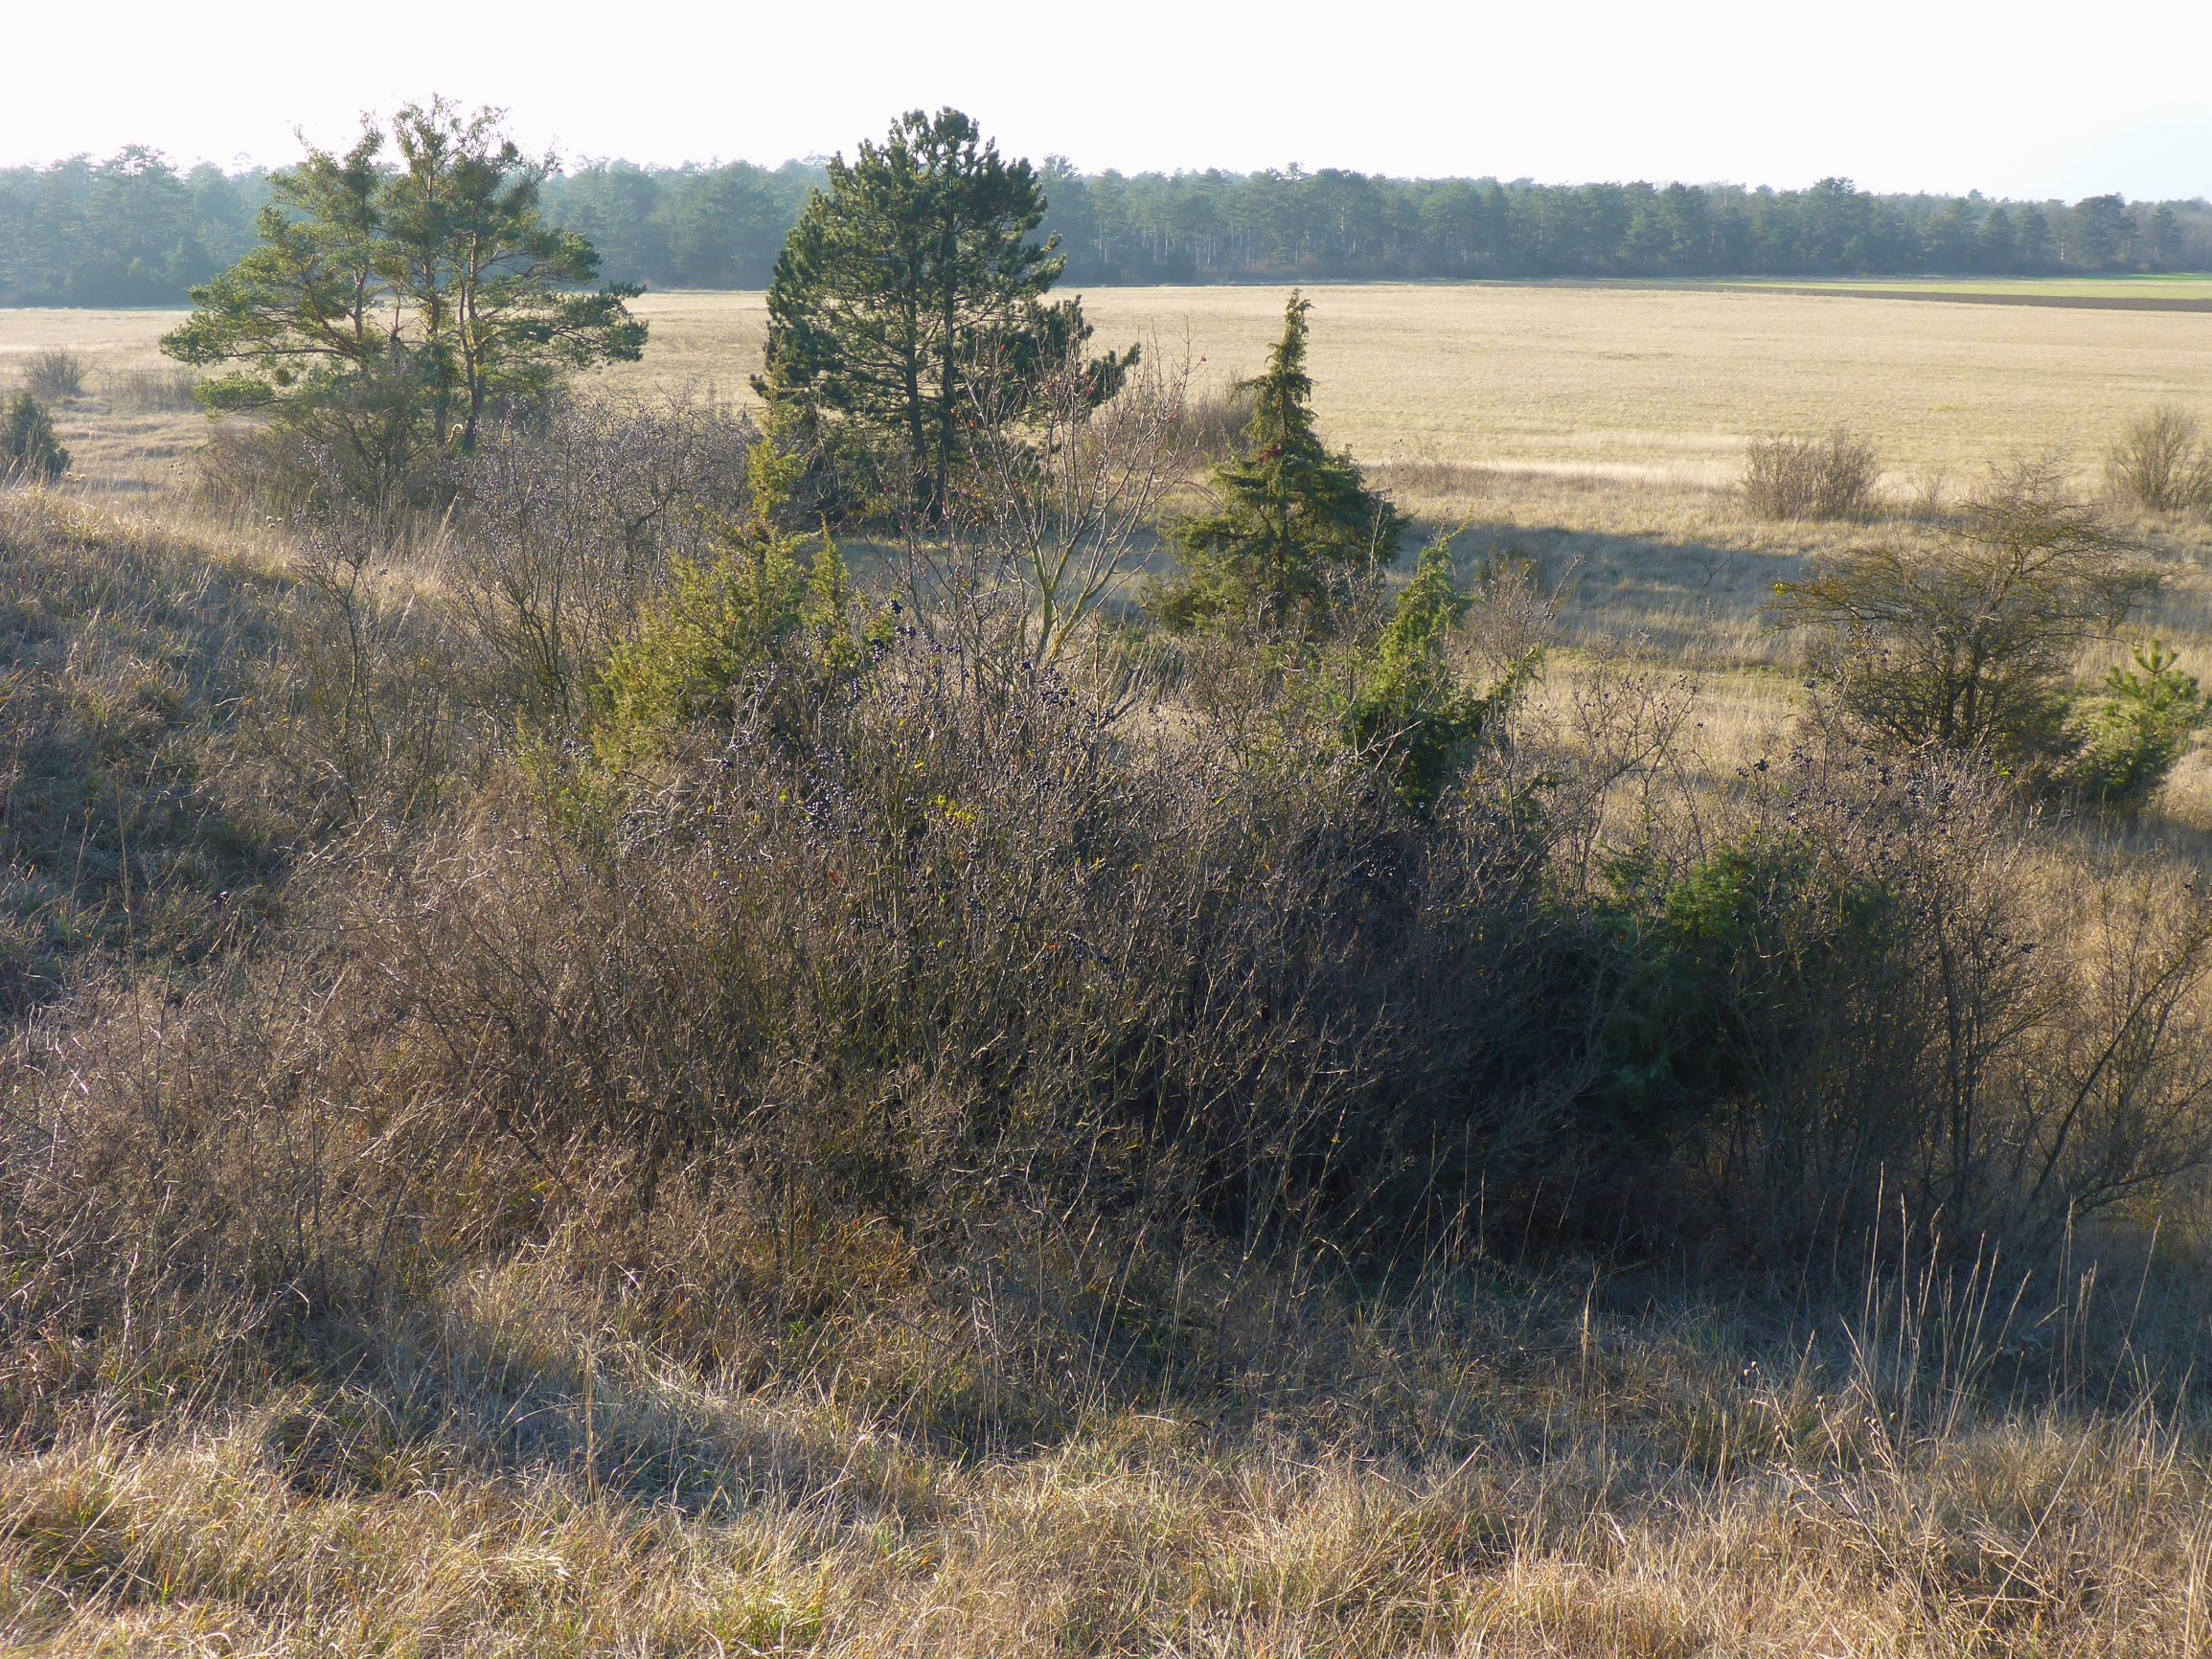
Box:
0, 491, 291, 1011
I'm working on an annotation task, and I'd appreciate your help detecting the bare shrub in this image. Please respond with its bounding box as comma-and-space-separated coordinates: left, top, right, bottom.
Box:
0, 952, 418, 1416
194, 420, 317, 522
17, 606, 2210, 1353
190, 366, 457, 533
1775, 456, 2153, 771
0, 643, 1567, 1375
2105, 404, 2212, 514
1606, 749, 2212, 1253
272, 502, 468, 824
445, 392, 755, 728
1545, 635, 1702, 886
1742, 428, 1881, 521
354, 643, 1576, 1253
22, 347, 86, 402
918, 336, 1198, 675
193, 404, 447, 534
1904, 466, 1951, 524
1182, 377, 1256, 464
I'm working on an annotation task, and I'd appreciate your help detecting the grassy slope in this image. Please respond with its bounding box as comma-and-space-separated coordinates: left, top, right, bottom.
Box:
0, 491, 288, 1011
5, 1235, 2209, 1654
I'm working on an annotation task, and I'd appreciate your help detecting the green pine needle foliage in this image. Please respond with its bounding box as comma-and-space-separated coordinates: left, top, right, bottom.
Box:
1343, 540, 1541, 809
1152, 291, 1403, 637
159, 97, 644, 513
756, 107, 1129, 528
2063, 640, 2212, 809
1, 395, 69, 483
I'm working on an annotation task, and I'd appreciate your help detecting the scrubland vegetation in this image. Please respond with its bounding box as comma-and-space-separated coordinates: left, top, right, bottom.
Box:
4, 103, 2212, 1655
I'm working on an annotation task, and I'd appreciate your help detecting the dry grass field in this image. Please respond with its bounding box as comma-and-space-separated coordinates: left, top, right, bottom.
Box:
582, 283, 2212, 491
13, 280, 2210, 649
1083, 284, 2212, 486
13, 282, 2212, 493
9, 282, 2212, 811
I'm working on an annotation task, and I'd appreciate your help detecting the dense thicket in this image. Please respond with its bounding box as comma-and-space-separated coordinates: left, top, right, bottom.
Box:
6, 150, 2209, 304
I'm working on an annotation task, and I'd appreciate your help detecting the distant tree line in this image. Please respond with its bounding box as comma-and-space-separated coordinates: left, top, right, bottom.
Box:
6, 147, 2210, 305
1038, 170, 2212, 284
0, 148, 269, 306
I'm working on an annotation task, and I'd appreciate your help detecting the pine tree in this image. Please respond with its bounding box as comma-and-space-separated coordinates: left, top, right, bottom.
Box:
161, 99, 645, 510
1152, 292, 1402, 636
756, 108, 1129, 527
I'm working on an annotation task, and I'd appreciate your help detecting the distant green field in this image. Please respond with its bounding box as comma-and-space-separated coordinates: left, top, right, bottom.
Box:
1695, 275, 2212, 309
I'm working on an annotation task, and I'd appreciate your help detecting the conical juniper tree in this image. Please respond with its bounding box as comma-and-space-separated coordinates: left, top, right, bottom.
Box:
1152, 291, 1403, 636
756, 108, 1129, 527
1, 395, 70, 484
1343, 538, 1542, 809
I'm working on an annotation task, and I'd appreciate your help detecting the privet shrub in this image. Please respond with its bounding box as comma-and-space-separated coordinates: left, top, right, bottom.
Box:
1742, 428, 1882, 521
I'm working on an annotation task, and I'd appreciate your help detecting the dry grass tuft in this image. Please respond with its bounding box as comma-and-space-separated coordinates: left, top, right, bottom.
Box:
5, 1239, 2212, 1654
103, 362, 203, 412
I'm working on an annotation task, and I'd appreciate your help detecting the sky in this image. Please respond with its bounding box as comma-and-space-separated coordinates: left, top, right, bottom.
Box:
6, 0, 2209, 200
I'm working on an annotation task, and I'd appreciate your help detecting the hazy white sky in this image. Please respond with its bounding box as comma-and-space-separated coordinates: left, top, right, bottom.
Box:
7, 0, 2208, 199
